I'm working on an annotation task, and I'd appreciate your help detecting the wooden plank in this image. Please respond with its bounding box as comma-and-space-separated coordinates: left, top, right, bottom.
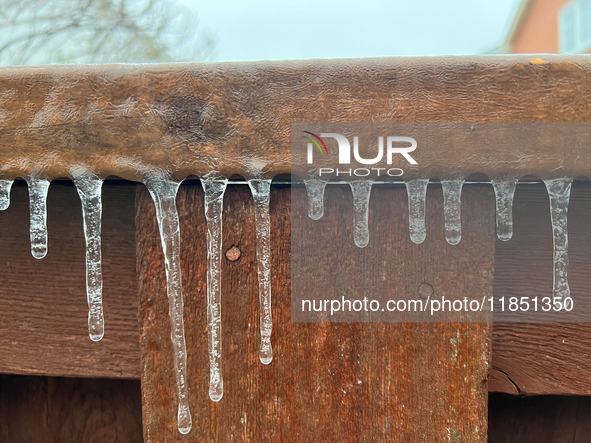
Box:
0, 58, 590, 181
0, 374, 142, 443
0, 180, 590, 397
491, 181, 591, 395
0, 180, 139, 378
136, 183, 493, 441
489, 393, 591, 443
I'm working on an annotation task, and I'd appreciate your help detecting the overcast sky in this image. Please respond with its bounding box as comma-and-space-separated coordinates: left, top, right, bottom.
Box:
181, 0, 522, 62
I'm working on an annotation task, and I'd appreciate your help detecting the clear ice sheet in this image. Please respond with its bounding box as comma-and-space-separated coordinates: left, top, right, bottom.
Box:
144, 176, 192, 435
202, 178, 228, 402
405, 179, 429, 244
304, 179, 328, 220
247, 179, 273, 365
26, 177, 50, 259
73, 174, 105, 342
491, 179, 518, 241
0, 179, 13, 211
544, 178, 573, 310
441, 178, 465, 245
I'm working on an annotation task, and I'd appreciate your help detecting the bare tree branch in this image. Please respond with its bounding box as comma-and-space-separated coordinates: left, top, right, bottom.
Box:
0, 0, 217, 65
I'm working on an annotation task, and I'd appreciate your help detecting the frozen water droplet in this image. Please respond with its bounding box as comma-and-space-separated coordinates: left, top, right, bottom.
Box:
441, 178, 464, 245
349, 180, 373, 248
26, 177, 50, 259
73, 173, 104, 342
259, 336, 273, 365
304, 179, 328, 220
405, 178, 429, 244
144, 175, 192, 434
544, 178, 573, 310
491, 179, 517, 241
177, 404, 192, 435
0, 179, 13, 210
247, 179, 274, 365
202, 178, 228, 402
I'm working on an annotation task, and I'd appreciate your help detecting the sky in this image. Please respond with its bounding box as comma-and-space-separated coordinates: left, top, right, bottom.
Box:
181, 0, 523, 62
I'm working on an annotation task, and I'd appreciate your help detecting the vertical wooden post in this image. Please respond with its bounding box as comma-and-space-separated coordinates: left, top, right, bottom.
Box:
136, 183, 493, 442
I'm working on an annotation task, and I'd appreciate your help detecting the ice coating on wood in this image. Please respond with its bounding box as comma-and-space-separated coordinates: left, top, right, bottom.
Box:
544, 178, 573, 310
0, 179, 13, 210
202, 178, 228, 402
144, 175, 192, 435
441, 178, 465, 245
26, 177, 50, 259
349, 180, 373, 248
73, 174, 104, 342
405, 179, 429, 244
491, 179, 518, 241
247, 179, 274, 365
304, 179, 328, 220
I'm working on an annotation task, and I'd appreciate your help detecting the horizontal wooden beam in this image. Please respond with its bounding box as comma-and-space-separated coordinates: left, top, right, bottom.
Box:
1, 57, 591, 181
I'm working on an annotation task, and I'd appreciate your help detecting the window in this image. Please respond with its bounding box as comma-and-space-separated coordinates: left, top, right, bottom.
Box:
559, 0, 591, 53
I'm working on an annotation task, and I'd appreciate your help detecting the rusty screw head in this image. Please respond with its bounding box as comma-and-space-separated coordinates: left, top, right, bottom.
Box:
226, 245, 241, 262
417, 283, 434, 299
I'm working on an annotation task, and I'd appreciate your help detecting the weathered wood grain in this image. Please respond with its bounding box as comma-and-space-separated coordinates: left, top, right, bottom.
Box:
0, 181, 139, 378
1, 181, 591, 397
0, 374, 142, 443
0, 57, 591, 180
489, 393, 591, 443
492, 181, 591, 395
137, 183, 493, 442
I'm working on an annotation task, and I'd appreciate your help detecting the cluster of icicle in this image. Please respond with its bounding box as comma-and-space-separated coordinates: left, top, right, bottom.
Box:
0, 172, 275, 435
304, 176, 573, 309
0, 173, 573, 435
143, 174, 274, 435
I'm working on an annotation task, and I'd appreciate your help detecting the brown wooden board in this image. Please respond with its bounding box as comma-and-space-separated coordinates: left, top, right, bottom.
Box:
136, 183, 493, 442
0, 374, 142, 443
0, 181, 140, 379
489, 393, 591, 443
491, 181, 591, 395
1, 181, 591, 398
1, 57, 591, 181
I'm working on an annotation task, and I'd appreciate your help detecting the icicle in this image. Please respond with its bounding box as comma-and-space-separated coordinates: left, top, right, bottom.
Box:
247, 179, 273, 365
348, 180, 373, 248
26, 177, 50, 259
304, 179, 328, 220
405, 179, 429, 244
491, 179, 518, 241
544, 178, 573, 310
73, 175, 104, 342
0, 179, 13, 210
202, 178, 228, 402
144, 176, 192, 435
441, 178, 465, 245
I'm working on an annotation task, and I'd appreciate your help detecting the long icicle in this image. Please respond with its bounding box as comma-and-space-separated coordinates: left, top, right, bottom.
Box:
349, 180, 374, 248
202, 178, 228, 402
26, 177, 50, 259
491, 179, 518, 241
544, 178, 573, 310
0, 179, 13, 210
144, 176, 192, 435
405, 178, 429, 244
247, 179, 273, 365
441, 178, 465, 245
304, 179, 328, 220
73, 174, 105, 342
